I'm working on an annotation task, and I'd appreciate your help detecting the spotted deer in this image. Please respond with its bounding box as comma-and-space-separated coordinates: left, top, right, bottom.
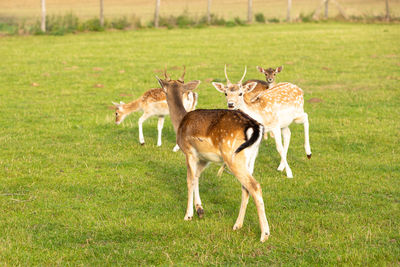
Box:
213, 65, 311, 178
113, 74, 197, 151
156, 69, 270, 242
240, 66, 283, 101
257, 65, 283, 88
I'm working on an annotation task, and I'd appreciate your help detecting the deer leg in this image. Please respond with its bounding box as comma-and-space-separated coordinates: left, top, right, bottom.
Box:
157, 116, 165, 147
295, 113, 312, 158
233, 185, 249, 231
138, 113, 150, 145
229, 162, 270, 242
194, 160, 208, 218
278, 127, 291, 171
172, 144, 180, 152
184, 155, 205, 221
273, 127, 293, 178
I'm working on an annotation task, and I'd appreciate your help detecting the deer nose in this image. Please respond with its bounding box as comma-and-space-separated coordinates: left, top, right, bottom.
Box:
267, 78, 273, 83
228, 103, 235, 109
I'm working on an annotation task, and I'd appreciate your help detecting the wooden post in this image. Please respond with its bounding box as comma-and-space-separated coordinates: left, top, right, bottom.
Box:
207, 0, 212, 24
41, 0, 46, 32
385, 0, 390, 21
248, 0, 253, 23
154, 0, 161, 28
100, 0, 104, 27
287, 0, 292, 22
324, 0, 329, 19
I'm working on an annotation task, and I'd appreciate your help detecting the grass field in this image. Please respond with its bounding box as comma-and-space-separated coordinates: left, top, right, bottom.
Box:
1, 0, 399, 23
0, 23, 399, 265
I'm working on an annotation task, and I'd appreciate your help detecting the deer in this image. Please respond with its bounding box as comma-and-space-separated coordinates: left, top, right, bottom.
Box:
240, 66, 283, 102
113, 77, 197, 151
256, 65, 283, 89
213, 65, 311, 179
156, 68, 270, 242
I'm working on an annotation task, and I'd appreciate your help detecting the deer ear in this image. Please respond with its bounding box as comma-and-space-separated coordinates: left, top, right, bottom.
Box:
183, 80, 201, 91
212, 82, 226, 93
257, 66, 265, 73
244, 82, 257, 93
276, 66, 283, 73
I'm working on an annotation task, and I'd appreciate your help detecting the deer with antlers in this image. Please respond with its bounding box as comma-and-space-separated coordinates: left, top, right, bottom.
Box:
113, 70, 197, 151
156, 68, 270, 242
213, 65, 311, 178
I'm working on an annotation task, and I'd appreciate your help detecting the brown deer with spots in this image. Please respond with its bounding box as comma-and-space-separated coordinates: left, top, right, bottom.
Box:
213, 65, 311, 178
241, 65, 283, 100
156, 68, 270, 242
113, 72, 197, 151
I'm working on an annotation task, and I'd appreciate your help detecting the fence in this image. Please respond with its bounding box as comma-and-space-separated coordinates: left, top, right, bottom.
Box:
0, 0, 398, 32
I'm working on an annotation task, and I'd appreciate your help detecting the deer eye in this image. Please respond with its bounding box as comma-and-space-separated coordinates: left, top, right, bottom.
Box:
115, 112, 118, 116
239, 93, 243, 96
224, 93, 227, 96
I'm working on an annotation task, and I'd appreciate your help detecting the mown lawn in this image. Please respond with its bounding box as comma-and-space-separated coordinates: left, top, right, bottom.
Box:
0, 23, 399, 265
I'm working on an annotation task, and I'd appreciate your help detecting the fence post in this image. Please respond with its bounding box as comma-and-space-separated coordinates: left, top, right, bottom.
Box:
248, 0, 253, 23
207, 0, 212, 24
385, 0, 390, 21
324, 0, 329, 19
154, 0, 160, 27
41, 0, 46, 32
100, 0, 104, 27
287, 0, 292, 22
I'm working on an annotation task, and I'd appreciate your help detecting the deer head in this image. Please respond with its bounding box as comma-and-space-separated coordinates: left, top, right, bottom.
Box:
256, 65, 283, 86
112, 101, 127, 125
212, 65, 257, 110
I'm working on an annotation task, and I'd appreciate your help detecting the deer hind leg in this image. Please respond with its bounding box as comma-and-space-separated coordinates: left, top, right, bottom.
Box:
157, 116, 165, 147
278, 127, 291, 171
233, 185, 249, 231
272, 127, 293, 178
138, 113, 151, 145
295, 113, 312, 158
228, 160, 270, 242
184, 155, 207, 221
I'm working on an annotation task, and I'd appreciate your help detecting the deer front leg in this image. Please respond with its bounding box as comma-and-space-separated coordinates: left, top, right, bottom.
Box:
157, 116, 165, 147
172, 144, 180, 152
233, 186, 249, 230
184, 155, 198, 221
194, 160, 208, 218
138, 113, 150, 145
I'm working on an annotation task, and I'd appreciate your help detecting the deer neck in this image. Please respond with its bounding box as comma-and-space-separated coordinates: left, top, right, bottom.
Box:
166, 87, 188, 133
240, 99, 264, 125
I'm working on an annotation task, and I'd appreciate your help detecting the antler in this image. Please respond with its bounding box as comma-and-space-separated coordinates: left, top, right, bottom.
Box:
178, 65, 186, 83
163, 65, 171, 81
239, 66, 247, 84
224, 64, 232, 85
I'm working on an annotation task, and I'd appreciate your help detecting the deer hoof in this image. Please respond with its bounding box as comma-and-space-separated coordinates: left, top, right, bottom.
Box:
196, 208, 204, 219
307, 153, 312, 159
260, 233, 270, 243
140, 143, 145, 146
184, 215, 193, 221
233, 223, 242, 231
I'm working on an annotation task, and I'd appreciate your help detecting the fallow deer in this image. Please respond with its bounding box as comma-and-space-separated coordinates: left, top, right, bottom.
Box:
113, 84, 197, 151
241, 66, 282, 101
257, 65, 283, 88
156, 69, 270, 242
213, 65, 311, 178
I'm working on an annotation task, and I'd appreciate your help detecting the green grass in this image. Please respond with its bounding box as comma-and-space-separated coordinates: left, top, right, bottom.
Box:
0, 23, 399, 265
